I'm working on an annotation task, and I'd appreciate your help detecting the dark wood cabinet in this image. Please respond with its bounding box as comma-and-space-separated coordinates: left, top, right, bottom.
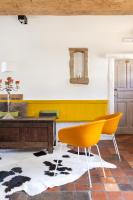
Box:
0, 117, 55, 153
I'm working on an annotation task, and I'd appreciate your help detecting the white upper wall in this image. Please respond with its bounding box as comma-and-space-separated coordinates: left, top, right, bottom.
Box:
0, 16, 133, 100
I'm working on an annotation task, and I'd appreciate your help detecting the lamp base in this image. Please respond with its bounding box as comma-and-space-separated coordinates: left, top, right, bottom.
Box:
3, 112, 14, 119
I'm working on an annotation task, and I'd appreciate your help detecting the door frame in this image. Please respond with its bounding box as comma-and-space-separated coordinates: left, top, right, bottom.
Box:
107, 53, 133, 113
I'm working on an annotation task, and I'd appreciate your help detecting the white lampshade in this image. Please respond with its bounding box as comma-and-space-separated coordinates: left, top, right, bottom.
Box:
1, 62, 13, 73
1, 62, 8, 72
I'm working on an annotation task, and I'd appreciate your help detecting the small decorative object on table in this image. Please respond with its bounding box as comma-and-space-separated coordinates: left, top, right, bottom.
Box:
0, 77, 20, 119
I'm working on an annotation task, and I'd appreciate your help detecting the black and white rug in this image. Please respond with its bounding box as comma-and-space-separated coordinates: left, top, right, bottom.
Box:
0, 144, 116, 200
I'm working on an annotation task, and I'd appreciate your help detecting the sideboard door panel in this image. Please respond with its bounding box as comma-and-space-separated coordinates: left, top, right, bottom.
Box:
22, 127, 48, 142
0, 128, 20, 142
0, 118, 55, 152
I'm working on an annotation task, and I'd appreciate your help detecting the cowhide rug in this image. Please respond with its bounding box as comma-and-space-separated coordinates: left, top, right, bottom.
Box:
0, 144, 116, 200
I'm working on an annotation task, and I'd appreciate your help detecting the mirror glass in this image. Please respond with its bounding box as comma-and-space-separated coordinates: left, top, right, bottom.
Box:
74, 52, 84, 78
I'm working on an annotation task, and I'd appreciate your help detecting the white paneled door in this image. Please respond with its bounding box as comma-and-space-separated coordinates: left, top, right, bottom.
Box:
115, 59, 133, 134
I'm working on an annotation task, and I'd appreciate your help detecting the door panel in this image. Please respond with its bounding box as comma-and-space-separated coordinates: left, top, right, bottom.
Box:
118, 91, 133, 99
130, 65, 133, 88
116, 62, 127, 88
128, 102, 133, 127
115, 59, 133, 134
116, 102, 127, 127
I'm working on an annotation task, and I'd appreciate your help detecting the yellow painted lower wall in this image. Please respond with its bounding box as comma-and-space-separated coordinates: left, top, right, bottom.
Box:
0, 100, 108, 122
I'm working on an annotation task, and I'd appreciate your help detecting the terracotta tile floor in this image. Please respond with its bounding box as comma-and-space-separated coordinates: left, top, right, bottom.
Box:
10, 135, 133, 200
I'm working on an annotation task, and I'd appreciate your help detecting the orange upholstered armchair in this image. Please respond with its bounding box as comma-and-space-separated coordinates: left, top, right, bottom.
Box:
55, 120, 106, 187
95, 112, 123, 160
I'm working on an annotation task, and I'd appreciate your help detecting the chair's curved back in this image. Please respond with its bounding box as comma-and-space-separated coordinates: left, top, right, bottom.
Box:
95, 112, 123, 134
58, 120, 106, 147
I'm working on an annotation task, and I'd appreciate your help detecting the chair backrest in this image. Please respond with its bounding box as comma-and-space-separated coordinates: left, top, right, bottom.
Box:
95, 112, 123, 134
58, 120, 106, 147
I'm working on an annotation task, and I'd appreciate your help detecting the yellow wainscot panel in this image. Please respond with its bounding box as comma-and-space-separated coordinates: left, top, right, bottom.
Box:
0, 100, 108, 122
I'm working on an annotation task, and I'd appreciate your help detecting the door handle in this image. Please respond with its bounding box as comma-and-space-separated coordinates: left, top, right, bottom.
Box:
114, 89, 118, 97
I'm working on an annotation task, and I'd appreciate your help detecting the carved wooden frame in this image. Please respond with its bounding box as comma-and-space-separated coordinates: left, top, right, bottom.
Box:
69, 48, 89, 84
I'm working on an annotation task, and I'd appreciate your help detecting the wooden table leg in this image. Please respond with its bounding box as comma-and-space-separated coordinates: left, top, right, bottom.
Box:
48, 147, 53, 153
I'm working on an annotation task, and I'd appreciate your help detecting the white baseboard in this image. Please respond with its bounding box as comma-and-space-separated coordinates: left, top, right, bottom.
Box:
100, 134, 113, 140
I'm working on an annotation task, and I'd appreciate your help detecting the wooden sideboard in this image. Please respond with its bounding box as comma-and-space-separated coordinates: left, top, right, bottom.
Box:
0, 117, 56, 153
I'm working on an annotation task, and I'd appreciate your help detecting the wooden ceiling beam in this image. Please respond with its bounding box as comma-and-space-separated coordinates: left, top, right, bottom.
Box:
0, 0, 133, 15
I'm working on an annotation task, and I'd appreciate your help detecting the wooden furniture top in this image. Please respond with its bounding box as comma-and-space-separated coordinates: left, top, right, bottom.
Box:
0, 117, 56, 122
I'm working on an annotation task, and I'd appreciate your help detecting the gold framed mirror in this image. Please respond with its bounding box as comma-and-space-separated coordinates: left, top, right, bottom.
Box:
69, 48, 89, 84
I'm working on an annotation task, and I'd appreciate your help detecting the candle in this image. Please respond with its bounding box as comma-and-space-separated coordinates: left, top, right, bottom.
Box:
7, 77, 12, 81
10, 79, 13, 83
15, 81, 20, 84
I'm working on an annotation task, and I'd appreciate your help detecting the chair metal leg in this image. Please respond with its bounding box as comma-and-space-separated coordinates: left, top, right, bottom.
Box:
88, 147, 91, 157
95, 144, 106, 178
78, 146, 80, 156
77, 146, 80, 162
88, 190, 92, 200
54, 143, 62, 176
84, 148, 92, 188
112, 135, 121, 161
